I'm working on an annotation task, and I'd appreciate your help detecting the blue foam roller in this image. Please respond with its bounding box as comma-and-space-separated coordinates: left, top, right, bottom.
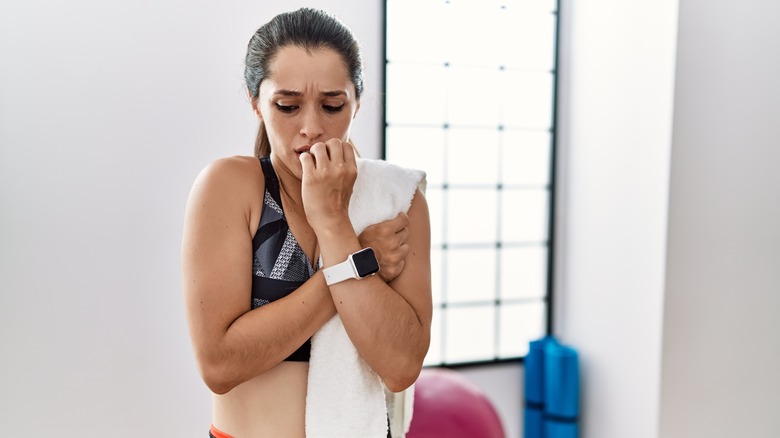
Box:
524, 406, 544, 438
525, 336, 557, 404
545, 419, 578, 438
544, 343, 579, 419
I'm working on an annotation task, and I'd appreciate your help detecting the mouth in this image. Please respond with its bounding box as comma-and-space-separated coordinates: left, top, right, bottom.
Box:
295, 145, 311, 157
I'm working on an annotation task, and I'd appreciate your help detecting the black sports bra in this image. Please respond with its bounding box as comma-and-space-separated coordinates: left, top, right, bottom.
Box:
250, 156, 317, 362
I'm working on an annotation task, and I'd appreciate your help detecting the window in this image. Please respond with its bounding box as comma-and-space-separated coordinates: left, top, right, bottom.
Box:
384, 0, 559, 365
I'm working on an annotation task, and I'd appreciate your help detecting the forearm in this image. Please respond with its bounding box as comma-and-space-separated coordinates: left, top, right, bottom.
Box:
199, 273, 335, 394
332, 276, 429, 390
318, 224, 429, 391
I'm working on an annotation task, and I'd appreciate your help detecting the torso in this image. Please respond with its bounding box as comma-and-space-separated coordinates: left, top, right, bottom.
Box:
211, 155, 316, 438
212, 362, 308, 437
251, 156, 318, 361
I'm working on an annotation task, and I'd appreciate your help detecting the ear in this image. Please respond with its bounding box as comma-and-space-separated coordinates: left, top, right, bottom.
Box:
353, 100, 360, 119
248, 89, 263, 120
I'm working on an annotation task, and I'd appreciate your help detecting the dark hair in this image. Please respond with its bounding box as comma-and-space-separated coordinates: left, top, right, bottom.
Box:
245, 8, 364, 158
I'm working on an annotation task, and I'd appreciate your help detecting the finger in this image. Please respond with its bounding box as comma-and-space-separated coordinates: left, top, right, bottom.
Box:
396, 226, 410, 244
395, 259, 406, 277
380, 264, 399, 283
310, 142, 329, 169
391, 212, 410, 232
371, 219, 395, 238
300, 150, 315, 176
325, 138, 343, 164
398, 243, 410, 259
343, 140, 357, 167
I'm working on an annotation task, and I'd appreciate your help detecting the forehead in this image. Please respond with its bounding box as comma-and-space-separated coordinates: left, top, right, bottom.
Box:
264, 45, 354, 95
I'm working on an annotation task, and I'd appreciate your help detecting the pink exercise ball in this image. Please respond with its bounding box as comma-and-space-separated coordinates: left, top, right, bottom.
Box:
407, 368, 505, 438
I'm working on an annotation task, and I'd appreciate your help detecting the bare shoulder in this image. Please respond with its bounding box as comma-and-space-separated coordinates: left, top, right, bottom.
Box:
193, 155, 263, 190
186, 155, 265, 226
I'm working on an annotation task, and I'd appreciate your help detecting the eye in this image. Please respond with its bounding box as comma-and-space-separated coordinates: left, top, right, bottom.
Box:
274, 103, 298, 113
323, 104, 344, 113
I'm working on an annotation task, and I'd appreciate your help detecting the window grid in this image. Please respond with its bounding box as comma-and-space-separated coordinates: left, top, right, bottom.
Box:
384, 0, 559, 366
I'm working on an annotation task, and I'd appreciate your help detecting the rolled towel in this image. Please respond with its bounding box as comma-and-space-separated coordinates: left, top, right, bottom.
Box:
306, 158, 426, 438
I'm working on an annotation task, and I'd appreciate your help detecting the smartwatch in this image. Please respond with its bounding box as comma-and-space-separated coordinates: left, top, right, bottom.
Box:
323, 247, 380, 286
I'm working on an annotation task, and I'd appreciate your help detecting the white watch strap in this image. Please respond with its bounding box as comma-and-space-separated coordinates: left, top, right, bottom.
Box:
323, 256, 357, 286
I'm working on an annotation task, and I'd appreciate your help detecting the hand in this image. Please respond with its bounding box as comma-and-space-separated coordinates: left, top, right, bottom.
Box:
358, 213, 411, 283
299, 139, 358, 233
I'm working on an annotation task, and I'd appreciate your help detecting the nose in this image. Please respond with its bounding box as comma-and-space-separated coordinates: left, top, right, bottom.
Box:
299, 106, 324, 140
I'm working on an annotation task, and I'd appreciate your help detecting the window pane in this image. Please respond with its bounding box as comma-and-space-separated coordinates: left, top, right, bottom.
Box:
500, 246, 548, 300
444, 2, 503, 67
386, 126, 446, 186
386, 63, 447, 125
446, 247, 496, 304
386, 1, 448, 64
501, 188, 549, 243
502, 71, 554, 129
503, 0, 558, 14
447, 66, 502, 127
447, 128, 499, 185
501, 130, 551, 186
498, 301, 547, 358
501, 9, 557, 71
445, 305, 496, 363
447, 188, 497, 244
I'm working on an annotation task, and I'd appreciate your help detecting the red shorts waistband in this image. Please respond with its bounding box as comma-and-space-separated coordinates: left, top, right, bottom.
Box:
209, 424, 234, 438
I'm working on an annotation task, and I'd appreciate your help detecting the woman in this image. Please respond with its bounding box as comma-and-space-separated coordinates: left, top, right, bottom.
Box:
182, 8, 432, 437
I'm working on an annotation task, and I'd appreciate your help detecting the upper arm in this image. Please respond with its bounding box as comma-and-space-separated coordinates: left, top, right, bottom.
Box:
388, 188, 433, 334
181, 157, 261, 365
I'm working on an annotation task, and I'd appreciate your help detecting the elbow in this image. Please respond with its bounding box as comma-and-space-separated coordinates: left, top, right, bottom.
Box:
384, 334, 430, 392
383, 359, 424, 393
203, 369, 238, 395
199, 357, 238, 395
204, 375, 234, 396
384, 368, 421, 393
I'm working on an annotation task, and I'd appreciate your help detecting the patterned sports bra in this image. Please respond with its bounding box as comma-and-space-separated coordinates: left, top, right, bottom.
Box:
251, 156, 317, 362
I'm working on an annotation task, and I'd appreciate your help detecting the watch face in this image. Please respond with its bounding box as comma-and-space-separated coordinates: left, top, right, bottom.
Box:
352, 248, 380, 278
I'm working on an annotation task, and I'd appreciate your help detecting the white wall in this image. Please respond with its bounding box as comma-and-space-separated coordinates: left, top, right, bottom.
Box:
658, 0, 780, 436
554, 1, 679, 437
0, 1, 382, 436
459, 363, 523, 438
557, 0, 780, 436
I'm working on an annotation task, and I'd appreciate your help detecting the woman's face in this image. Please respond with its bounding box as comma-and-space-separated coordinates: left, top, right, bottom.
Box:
255, 45, 360, 179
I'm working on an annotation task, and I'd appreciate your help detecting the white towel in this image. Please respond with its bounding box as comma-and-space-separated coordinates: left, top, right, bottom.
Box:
305, 158, 426, 438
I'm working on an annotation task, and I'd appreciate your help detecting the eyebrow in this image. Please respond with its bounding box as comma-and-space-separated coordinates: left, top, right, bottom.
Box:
274, 89, 347, 97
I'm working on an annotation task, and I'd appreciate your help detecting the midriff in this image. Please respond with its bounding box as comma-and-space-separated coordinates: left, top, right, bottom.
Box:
212, 361, 308, 437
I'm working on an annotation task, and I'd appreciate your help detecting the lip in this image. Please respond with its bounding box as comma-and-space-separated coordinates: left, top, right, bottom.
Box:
295, 145, 312, 156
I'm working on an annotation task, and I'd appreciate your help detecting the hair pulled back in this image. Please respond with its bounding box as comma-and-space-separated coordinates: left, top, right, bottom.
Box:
245, 8, 364, 158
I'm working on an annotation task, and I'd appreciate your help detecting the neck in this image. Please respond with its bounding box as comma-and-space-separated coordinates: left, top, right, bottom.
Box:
270, 153, 305, 212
